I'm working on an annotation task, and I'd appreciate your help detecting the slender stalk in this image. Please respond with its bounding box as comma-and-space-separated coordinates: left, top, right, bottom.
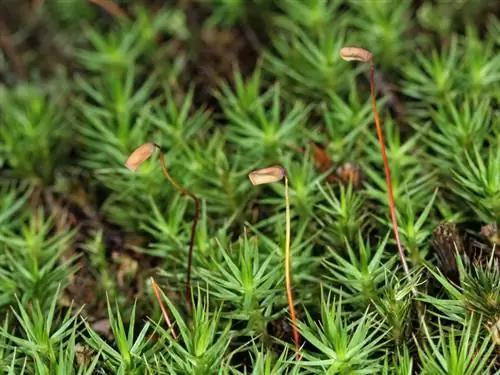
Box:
340, 46, 409, 276
368, 64, 434, 342
125, 142, 199, 313
284, 176, 301, 359
368, 64, 410, 276
248, 165, 301, 359
151, 277, 177, 339
155, 144, 199, 313
340, 46, 429, 340
88, 0, 129, 20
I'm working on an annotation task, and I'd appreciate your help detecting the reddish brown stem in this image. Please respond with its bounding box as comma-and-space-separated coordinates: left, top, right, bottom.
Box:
284, 176, 301, 359
151, 277, 177, 339
89, 0, 129, 20
156, 146, 199, 313
369, 64, 410, 276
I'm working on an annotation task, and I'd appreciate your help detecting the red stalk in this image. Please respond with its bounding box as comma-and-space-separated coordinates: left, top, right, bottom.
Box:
156, 145, 199, 313
151, 277, 178, 339
368, 64, 410, 276
340, 46, 409, 276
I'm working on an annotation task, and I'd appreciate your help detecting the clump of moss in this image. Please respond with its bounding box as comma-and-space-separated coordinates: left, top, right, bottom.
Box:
0, 1, 499, 373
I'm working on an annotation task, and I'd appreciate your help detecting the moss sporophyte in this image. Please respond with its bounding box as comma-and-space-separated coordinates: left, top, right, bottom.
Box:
340, 46, 409, 277
125, 142, 200, 314
248, 165, 301, 359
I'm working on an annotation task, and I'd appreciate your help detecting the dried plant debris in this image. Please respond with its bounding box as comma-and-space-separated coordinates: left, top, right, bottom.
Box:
481, 224, 500, 246
431, 222, 465, 282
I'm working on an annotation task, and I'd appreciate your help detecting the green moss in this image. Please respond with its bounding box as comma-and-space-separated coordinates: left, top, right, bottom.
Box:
0, 1, 499, 373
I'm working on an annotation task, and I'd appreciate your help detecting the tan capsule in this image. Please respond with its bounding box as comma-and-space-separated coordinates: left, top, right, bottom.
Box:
248, 165, 286, 186
340, 47, 373, 63
125, 142, 157, 171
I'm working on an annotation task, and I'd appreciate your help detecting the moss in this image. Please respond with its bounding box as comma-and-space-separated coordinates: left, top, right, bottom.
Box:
0, 0, 499, 373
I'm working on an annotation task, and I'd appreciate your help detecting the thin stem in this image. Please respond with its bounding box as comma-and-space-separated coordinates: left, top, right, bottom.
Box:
155, 144, 200, 313
88, 0, 129, 20
284, 176, 301, 359
150, 277, 177, 339
369, 65, 410, 277
368, 63, 431, 342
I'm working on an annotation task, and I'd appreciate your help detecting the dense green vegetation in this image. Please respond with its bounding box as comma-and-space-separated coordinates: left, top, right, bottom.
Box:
0, 0, 499, 373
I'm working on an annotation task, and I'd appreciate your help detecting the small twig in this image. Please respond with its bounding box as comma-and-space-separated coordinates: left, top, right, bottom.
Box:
0, 19, 27, 79
150, 277, 177, 339
88, 0, 129, 20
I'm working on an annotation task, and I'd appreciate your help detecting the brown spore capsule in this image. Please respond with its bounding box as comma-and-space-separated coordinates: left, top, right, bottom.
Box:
248, 165, 286, 186
340, 47, 373, 63
125, 142, 157, 171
